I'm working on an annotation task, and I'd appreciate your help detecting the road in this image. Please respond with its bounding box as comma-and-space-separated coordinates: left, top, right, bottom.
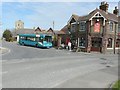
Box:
2, 41, 80, 60
1, 41, 119, 88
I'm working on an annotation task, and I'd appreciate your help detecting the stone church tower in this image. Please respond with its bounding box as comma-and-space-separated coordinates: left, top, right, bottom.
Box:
15, 20, 24, 30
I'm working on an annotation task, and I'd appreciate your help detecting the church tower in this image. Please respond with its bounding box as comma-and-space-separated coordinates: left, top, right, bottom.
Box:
15, 20, 24, 30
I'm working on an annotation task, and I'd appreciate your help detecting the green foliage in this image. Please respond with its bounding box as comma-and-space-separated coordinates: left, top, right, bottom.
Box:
53, 35, 58, 46
53, 35, 57, 41
3, 29, 13, 42
112, 80, 120, 90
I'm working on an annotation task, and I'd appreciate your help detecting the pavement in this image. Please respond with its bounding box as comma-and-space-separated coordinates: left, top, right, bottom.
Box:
56, 66, 118, 88
1, 41, 119, 88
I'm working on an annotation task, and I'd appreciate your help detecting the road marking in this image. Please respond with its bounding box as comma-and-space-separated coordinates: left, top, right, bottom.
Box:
2, 71, 8, 74
0, 60, 8, 63
0, 71, 8, 75
4, 60, 26, 64
2, 48, 11, 56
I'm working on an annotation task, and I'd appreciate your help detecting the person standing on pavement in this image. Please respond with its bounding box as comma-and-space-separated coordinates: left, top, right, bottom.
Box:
68, 41, 72, 51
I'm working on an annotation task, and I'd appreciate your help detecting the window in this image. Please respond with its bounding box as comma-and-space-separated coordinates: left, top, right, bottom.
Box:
95, 13, 101, 17
36, 37, 40, 42
79, 21, 86, 31
79, 37, 85, 47
45, 36, 52, 42
95, 14, 98, 16
94, 12, 103, 18
71, 24, 76, 32
20, 36, 25, 40
107, 38, 112, 48
27, 37, 35, 41
109, 21, 113, 32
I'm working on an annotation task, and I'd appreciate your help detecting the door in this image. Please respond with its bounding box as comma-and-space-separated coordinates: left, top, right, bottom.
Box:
91, 37, 102, 52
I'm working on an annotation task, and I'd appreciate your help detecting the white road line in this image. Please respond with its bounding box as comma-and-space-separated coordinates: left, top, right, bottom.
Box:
2, 71, 8, 74
0, 71, 8, 75
4, 60, 26, 64
0, 60, 8, 63
2, 48, 11, 56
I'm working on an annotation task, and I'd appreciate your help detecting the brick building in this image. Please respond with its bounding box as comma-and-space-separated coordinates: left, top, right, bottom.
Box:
60, 2, 119, 53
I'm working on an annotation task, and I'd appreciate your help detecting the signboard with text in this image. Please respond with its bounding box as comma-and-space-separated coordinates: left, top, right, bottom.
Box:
94, 22, 100, 33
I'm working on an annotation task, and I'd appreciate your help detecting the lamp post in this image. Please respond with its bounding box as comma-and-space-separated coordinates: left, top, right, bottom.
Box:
114, 22, 117, 54
76, 22, 79, 48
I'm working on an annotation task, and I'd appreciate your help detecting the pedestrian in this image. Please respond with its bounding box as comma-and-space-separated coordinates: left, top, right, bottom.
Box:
61, 43, 65, 49
68, 41, 72, 51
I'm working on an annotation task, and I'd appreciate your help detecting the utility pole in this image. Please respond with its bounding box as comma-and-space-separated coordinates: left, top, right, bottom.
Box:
52, 21, 55, 46
53, 21, 54, 30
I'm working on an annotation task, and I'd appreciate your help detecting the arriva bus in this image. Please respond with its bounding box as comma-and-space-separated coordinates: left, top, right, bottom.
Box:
18, 34, 52, 48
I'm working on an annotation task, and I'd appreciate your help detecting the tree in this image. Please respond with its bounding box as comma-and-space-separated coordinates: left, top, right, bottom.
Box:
3, 29, 13, 41
53, 35, 58, 46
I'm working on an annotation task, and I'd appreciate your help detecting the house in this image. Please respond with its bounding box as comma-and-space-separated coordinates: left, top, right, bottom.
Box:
60, 1, 119, 53
59, 14, 80, 46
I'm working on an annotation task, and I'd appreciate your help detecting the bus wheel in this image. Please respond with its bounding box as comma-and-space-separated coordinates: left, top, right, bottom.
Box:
36, 44, 38, 48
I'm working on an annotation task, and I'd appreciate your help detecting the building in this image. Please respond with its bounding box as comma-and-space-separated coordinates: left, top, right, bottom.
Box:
57, 14, 80, 47
15, 20, 24, 30
60, 2, 119, 53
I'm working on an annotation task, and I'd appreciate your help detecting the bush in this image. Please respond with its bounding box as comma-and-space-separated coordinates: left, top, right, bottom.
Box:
9, 37, 14, 42
3, 29, 13, 42
112, 80, 120, 89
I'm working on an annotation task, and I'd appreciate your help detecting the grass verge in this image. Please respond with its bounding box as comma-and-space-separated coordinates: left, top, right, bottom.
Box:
112, 80, 120, 90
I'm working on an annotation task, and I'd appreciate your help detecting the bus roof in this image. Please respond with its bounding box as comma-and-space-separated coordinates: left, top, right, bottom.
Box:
19, 34, 52, 37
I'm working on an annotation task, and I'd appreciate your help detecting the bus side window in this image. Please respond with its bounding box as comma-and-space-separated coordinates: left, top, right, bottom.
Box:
20, 36, 25, 40
39, 37, 43, 43
36, 37, 39, 42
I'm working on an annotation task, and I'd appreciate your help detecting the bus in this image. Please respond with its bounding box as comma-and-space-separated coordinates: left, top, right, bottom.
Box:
18, 34, 52, 48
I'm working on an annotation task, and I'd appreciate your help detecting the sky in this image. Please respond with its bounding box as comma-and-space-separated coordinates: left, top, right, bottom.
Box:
1, 1, 119, 37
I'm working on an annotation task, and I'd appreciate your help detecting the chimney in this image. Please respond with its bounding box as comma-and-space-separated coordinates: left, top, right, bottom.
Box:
113, 6, 119, 16
99, 1, 109, 12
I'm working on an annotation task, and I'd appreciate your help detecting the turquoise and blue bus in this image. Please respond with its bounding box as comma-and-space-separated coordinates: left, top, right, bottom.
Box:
18, 34, 52, 48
